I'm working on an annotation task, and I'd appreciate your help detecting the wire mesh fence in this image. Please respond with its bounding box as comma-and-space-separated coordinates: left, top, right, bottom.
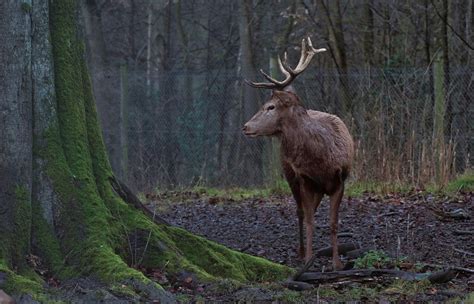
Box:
105, 66, 472, 191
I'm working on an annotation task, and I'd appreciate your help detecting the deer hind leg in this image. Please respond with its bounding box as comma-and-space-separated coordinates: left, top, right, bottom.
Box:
329, 184, 344, 270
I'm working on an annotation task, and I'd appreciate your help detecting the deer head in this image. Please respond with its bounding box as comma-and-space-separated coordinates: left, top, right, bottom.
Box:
242, 37, 326, 137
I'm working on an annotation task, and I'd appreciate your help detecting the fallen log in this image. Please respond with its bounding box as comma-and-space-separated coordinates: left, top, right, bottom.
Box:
345, 248, 372, 259
427, 269, 457, 284
453, 229, 474, 236
283, 280, 314, 291
109, 176, 170, 225
314, 243, 360, 258
297, 268, 456, 284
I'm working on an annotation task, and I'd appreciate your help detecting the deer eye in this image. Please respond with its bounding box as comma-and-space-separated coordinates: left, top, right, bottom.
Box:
267, 105, 275, 110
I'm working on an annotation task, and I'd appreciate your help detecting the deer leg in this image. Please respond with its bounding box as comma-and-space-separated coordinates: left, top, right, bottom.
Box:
296, 202, 304, 258
300, 180, 323, 263
283, 163, 304, 258
329, 184, 344, 270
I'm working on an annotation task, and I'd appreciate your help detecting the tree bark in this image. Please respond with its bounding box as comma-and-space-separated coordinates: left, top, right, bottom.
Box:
0, 0, 33, 271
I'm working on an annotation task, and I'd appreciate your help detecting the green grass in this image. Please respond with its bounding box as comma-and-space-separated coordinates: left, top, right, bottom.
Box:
438, 171, 474, 193
345, 181, 412, 197
152, 171, 473, 203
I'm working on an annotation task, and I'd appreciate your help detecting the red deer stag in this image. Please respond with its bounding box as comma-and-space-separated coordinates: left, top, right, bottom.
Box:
242, 38, 354, 270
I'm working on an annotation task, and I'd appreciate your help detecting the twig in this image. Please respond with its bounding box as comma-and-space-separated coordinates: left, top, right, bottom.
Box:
337, 232, 354, 238
454, 248, 474, 256
293, 254, 318, 281
423, 263, 474, 274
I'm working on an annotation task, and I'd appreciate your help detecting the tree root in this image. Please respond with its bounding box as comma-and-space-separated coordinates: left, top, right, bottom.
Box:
109, 176, 170, 225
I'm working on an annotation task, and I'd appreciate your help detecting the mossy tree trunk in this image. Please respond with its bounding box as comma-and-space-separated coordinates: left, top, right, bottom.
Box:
0, 1, 290, 301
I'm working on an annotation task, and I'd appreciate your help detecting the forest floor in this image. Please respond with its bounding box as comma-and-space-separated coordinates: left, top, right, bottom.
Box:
145, 189, 473, 303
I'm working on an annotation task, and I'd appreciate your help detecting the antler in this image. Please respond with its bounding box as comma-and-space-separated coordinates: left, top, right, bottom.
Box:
245, 37, 327, 90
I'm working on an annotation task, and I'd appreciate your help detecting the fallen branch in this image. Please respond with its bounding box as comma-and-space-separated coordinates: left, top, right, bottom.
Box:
454, 248, 474, 256
314, 243, 360, 258
453, 229, 474, 236
293, 243, 360, 280
283, 280, 314, 291
423, 263, 474, 274
345, 248, 372, 259
109, 176, 170, 226
297, 268, 456, 284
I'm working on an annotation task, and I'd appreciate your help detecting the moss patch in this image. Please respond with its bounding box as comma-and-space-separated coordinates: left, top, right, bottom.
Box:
0, 259, 46, 301
11, 186, 32, 270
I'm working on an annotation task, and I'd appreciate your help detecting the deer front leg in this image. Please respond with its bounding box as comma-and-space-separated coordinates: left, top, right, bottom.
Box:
283, 162, 305, 258
300, 180, 323, 263
329, 185, 344, 270
296, 202, 305, 258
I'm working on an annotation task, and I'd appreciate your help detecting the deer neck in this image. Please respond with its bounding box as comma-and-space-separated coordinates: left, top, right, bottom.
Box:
279, 108, 313, 155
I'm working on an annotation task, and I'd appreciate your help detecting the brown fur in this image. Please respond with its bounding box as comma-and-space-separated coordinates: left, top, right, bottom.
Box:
243, 90, 354, 269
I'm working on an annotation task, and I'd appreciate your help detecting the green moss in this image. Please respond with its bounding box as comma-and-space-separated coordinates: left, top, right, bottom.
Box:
11, 186, 32, 270
0, 259, 46, 301
165, 226, 292, 281
31, 201, 69, 277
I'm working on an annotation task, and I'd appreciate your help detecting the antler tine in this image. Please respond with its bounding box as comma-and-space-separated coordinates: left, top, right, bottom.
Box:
245, 37, 326, 90
291, 37, 327, 74
307, 37, 327, 54
295, 38, 308, 70
244, 79, 279, 89
277, 55, 291, 78
259, 69, 277, 83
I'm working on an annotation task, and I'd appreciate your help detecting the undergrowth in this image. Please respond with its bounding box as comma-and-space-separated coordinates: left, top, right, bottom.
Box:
152, 171, 473, 202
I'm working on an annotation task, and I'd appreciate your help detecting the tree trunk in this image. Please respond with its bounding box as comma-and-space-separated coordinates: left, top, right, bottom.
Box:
81, 0, 124, 179
439, 0, 452, 139
362, 0, 374, 66
237, 0, 263, 186
317, 0, 351, 117
0, 1, 289, 301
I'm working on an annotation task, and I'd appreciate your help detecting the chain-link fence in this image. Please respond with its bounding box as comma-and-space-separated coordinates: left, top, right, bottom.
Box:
105, 66, 472, 191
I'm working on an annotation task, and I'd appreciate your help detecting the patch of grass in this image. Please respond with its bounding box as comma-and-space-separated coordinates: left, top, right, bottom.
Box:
382, 279, 431, 297
273, 290, 304, 303
354, 250, 391, 269
435, 171, 474, 193
446, 292, 474, 304
346, 180, 412, 197
157, 181, 290, 203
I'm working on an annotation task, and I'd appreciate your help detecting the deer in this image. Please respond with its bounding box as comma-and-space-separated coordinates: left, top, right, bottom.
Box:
242, 37, 354, 270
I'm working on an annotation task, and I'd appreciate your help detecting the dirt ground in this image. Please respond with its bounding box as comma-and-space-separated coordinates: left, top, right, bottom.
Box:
151, 190, 473, 303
